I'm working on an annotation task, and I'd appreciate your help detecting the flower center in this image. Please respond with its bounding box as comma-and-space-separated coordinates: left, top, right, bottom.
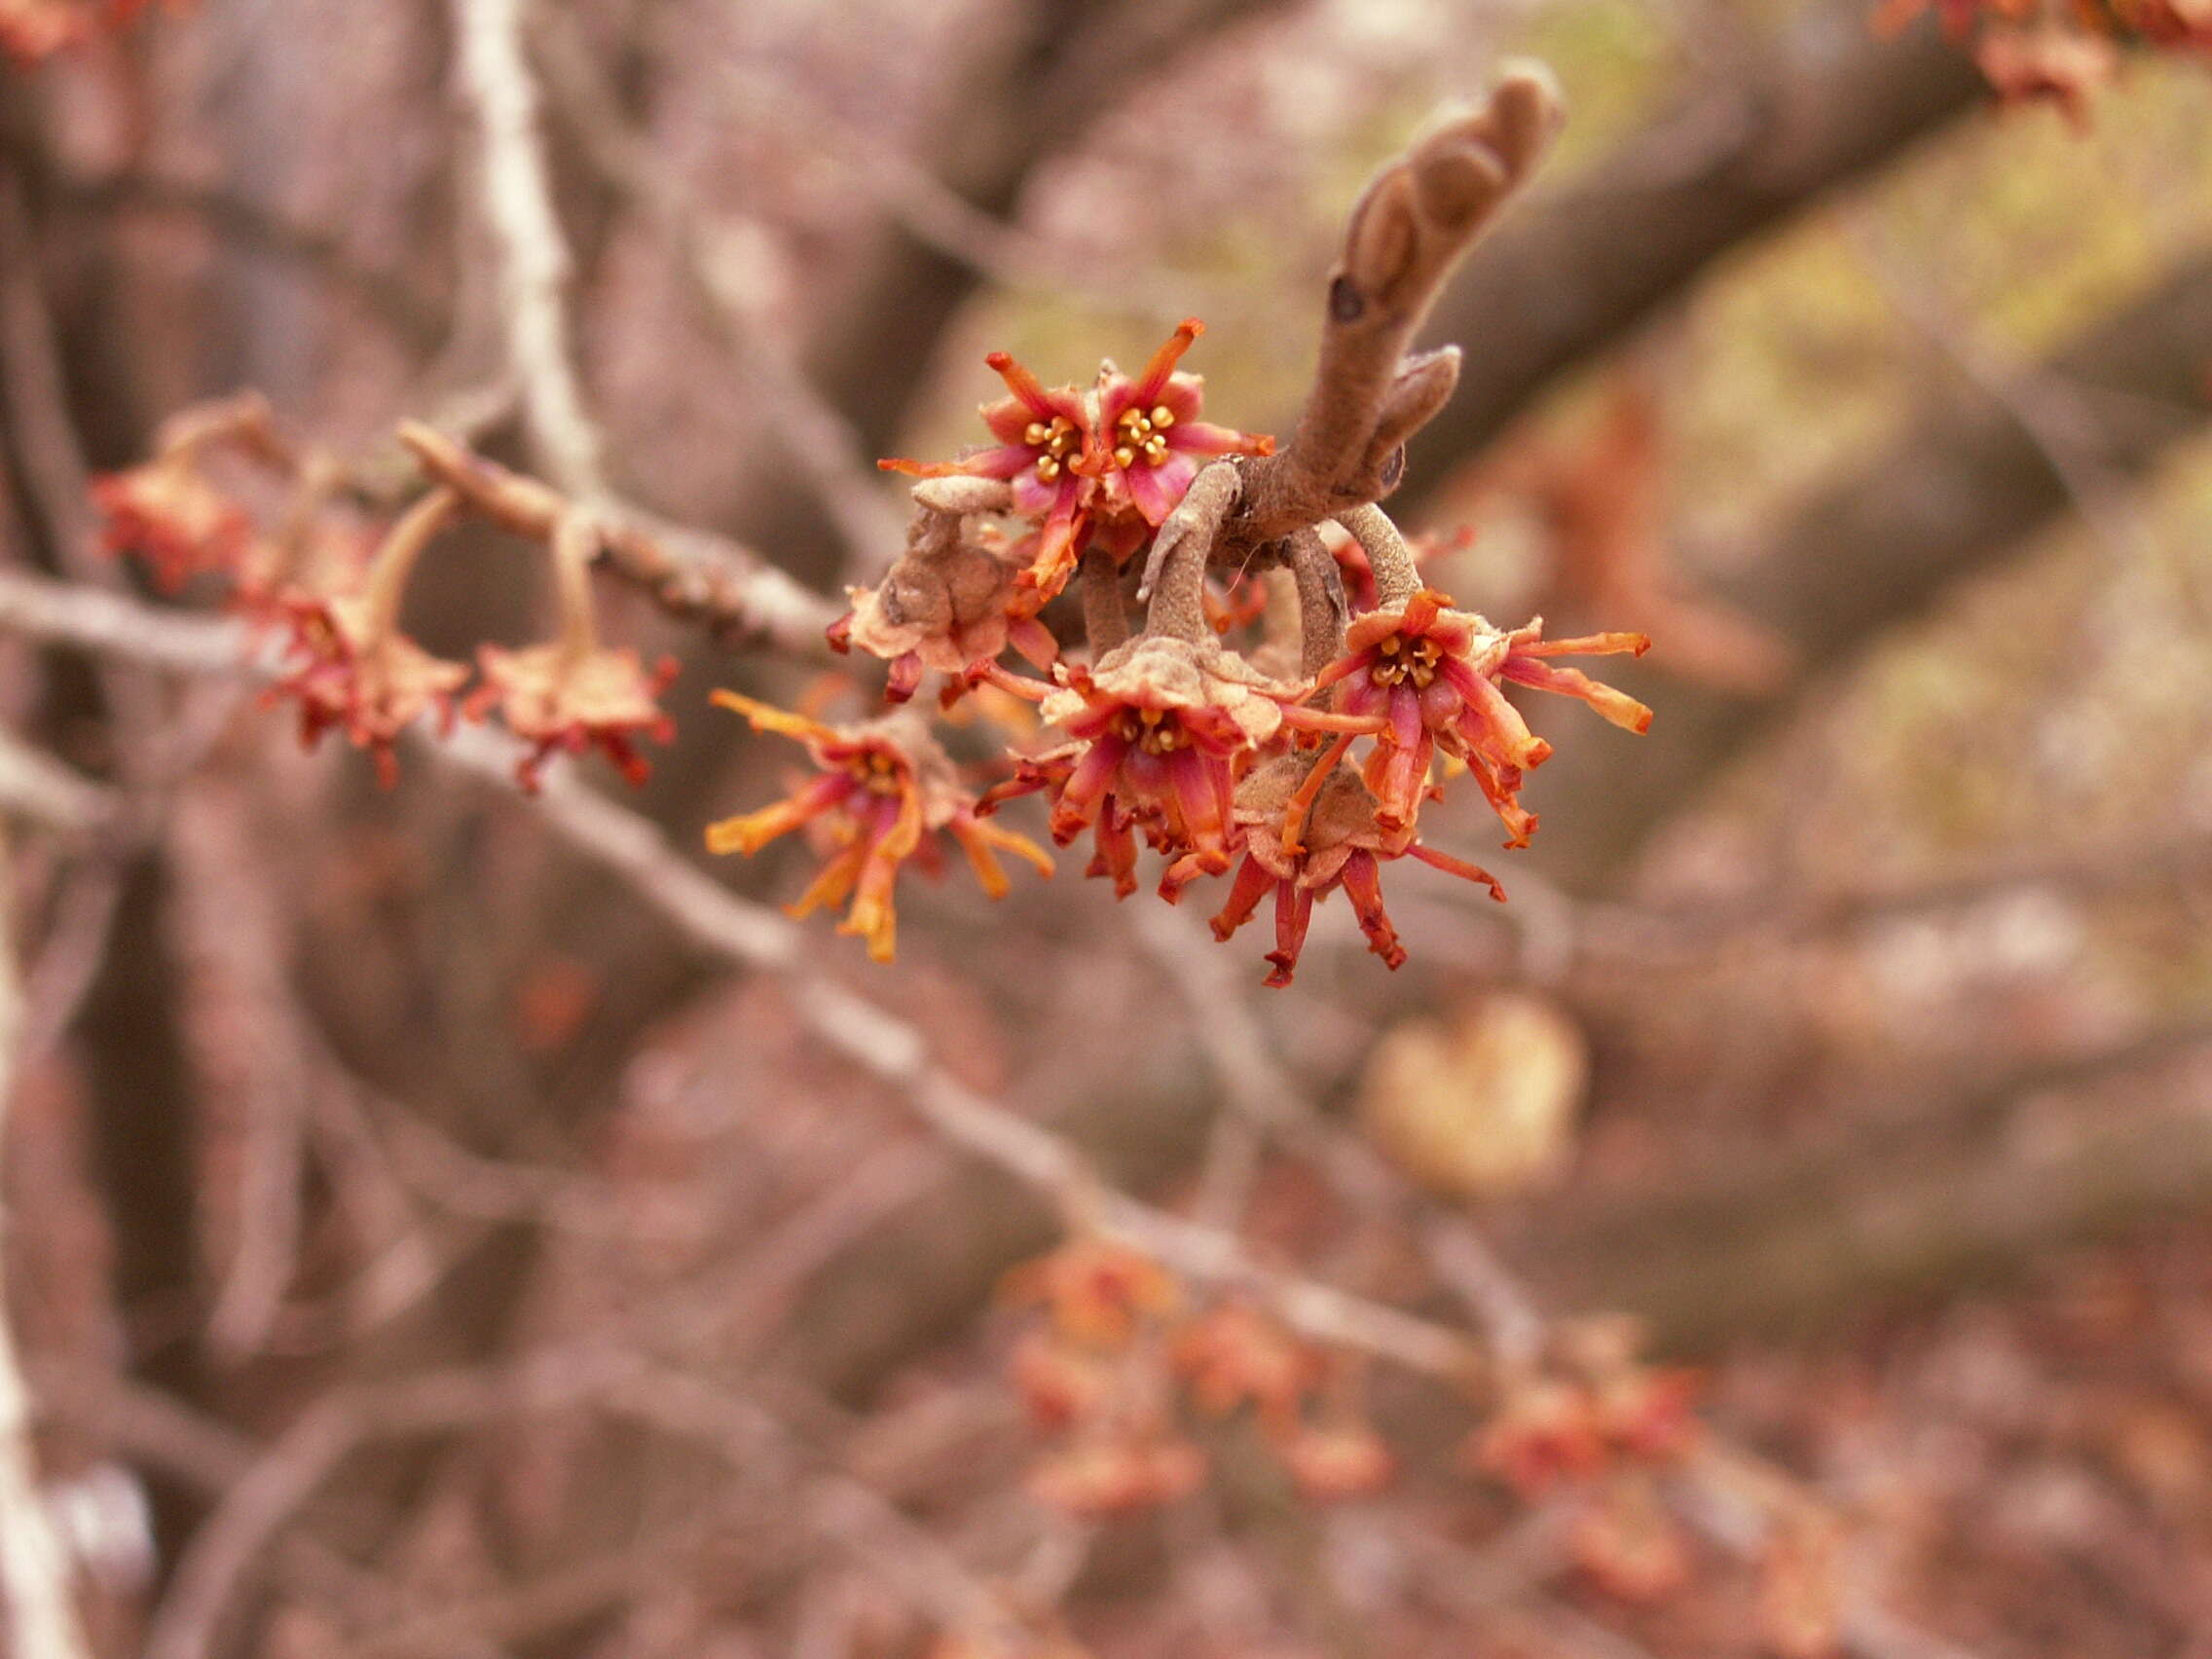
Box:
1113, 705, 1188, 755
847, 750, 906, 794
1023, 416, 1085, 483
1368, 633, 1443, 689
1110, 405, 1176, 471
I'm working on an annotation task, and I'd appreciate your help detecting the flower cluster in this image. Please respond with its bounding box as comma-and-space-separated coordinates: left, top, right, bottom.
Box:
1466, 1357, 1700, 1497
803, 323, 1654, 983
92, 454, 254, 594
1315, 590, 1651, 848
997, 1242, 1716, 1588
874, 319, 1274, 615
1465, 1325, 1705, 1605
1003, 1239, 1392, 1517
1, 0, 177, 62
705, 691, 1052, 963
92, 399, 680, 793
92, 392, 290, 595
263, 493, 473, 789
1875, 0, 2212, 122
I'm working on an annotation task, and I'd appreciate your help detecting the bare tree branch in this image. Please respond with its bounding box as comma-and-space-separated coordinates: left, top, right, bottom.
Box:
531, 8, 907, 574
0, 824, 92, 1659
0, 569, 1486, 1386
450, 0, 606, 498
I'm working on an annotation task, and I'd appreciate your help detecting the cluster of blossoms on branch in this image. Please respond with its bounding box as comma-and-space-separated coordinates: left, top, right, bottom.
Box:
0, 0, 176, 62
72, 60, 1901, 1659
994, 1235, 1710, 1612
1876, 0, 2212, 120
1003, 1238, 1397, 1516
93, 399, 678, 791
710, 69, 1655, 987
94, 68, 1650, 990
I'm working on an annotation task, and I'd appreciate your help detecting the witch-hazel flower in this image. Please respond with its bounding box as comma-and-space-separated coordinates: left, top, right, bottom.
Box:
465, 512, 678, 792
706, 693, 1052, 964
881, 348, 1098, 602
1311, 586, 1650, 848
988, 634, 1302, 897
1210, 755, 1503, 988
92, 391, 290, 593
266, 487, 471, 788
1085, 318, 1274, 530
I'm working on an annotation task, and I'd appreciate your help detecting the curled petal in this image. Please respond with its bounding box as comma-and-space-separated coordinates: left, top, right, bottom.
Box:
1456, 670, 1554, 769
1164, 748, 1234, 870
1088, 809, 1141, 898
787, 837, 871, 919
1278, 705, 1391, 736
1265, 882, 1318, 988
1500, 657, 1654, 733
1210, 855, 1276, 942
704, 772, 857, 856
1338, 850, 1407, 970
1407, 841, 1508, 901
1129, 318, 1202, 406
712, 688, 840, 747
1051, 736, 1127, 839
949, 814, 1055, 898
985, 351, 1089, 426
1167, 420, 1274, 459
880, 444, 1035, 483
1514, 629, 1651, 659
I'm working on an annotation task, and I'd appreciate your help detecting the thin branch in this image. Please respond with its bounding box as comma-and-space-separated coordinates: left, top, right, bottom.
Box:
0, 567, 1481, 1383
445, 0, 843, 654
1126, 900, 1995, 1659
139, 1348, 648, 1659
1124, 903, 1548, 1375
531, 8, 905, 573
0, 731, 112, 836
606, 1369, 1024, 1645
1839, 208, 2191, 620
450, 0, 604, 498
0, 826, 93, 1659
167, 786, 312, 1361
1398, 21, 1984, 495
343, 1496, 753, 1659
397, 422, 841, 654
0, 571, 246, 674
122, 1337, 1025, 1659
1515, 247, 2212, 888
430, 721, 1484, 1382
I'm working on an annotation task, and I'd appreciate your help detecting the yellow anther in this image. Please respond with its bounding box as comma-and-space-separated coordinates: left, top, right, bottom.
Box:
1150, 405, 1175, 428
1037, 456, 1061, 481
1024, 422, 1050, 446
1378, 637, 1400, 654
1114, 446, 1136, 468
